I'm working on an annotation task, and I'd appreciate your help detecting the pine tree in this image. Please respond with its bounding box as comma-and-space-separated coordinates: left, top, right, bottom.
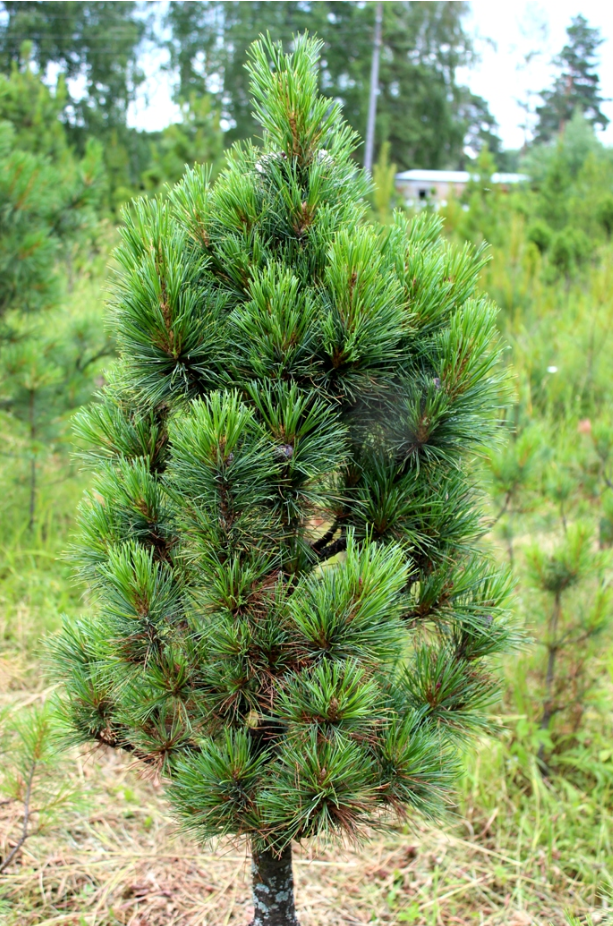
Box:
484, 421, 543, 566
526, 525, 611, 769
0, 307, 111, 531
0, 112, 103, 327
534, 15, 609, 143
52, 36, 518, 925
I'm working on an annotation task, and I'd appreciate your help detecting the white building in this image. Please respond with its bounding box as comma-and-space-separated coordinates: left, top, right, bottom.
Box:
395, 169, 527, 206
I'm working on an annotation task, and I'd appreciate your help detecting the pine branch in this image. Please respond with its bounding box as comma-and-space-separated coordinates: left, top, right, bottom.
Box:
491, 490, 512, 526
316, 534, 347, 562
311, 518, 339, 554
75, 341, 114, 373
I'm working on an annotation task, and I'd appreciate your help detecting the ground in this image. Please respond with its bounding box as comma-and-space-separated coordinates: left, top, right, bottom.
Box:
0, 736, 609, 925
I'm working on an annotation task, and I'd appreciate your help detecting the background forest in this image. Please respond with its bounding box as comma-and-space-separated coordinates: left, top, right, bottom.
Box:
1, 2, 613, 924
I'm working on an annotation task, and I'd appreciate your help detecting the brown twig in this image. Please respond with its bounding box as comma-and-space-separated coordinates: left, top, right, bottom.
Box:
490, 490, 512, 527
316, 535, 347, 562
311, 518, 339, 554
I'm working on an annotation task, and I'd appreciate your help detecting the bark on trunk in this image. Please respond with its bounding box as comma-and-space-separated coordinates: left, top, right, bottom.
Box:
363, 0, 383, 174
251, 843, 299, 926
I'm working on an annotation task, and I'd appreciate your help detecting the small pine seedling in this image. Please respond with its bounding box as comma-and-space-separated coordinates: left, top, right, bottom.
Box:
527, 524, 612, 769
0, 704, 79, 873
52, 35, 518, 926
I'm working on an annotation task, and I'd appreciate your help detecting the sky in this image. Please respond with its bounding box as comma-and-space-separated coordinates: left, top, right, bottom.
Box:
461, 1, 613, 148
127, 1, 613, 150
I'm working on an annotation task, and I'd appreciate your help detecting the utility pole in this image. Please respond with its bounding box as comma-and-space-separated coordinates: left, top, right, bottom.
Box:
364, 0, 383, 174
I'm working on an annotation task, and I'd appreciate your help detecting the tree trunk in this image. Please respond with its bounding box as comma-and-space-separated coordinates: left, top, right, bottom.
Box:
251, 843, 299, 926
363, 0, 383, 174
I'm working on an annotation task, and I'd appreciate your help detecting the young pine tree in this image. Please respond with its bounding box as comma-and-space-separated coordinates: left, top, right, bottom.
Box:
0, 309, 111, 532
52, 36, 517, 925
526, 525, 611, 769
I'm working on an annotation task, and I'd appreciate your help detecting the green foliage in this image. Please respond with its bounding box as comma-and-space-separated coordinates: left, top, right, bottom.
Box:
454, 146, 504, 245
537, 154, 572, 231
0, 300, 111, 529
52, 36, 516, 860
372, 140, 398, 223
527, 219, 552, 254
0, 5, 226, 209
525, 109, 607, 190
549, 227, 590, 279
0, 61, 105, 323
0, 59, 110, 536
0, 44, 68, 159
524, 525, 612, 766
0, 2, 146, 139
440, 76, 613, 778
0, 124, 58, 319
527, 523, 593, 595
141, 94, 224, 195
597, 195, 613, 239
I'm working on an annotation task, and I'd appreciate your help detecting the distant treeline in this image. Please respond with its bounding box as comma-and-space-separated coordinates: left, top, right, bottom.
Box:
0, 0, 504, 205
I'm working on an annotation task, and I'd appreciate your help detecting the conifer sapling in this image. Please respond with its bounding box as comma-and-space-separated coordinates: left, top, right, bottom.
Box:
52, 36, 518, 926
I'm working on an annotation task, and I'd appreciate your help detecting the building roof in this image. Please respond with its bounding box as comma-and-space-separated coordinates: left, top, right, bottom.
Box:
395, 169, 528, 184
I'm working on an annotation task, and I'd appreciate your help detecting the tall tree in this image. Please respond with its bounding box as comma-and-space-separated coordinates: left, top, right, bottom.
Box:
371, 2, 501, 168
0, 1, 146, 141
53, 36, 517, 926
534, 15, 609, 143
165, 1, 500, 169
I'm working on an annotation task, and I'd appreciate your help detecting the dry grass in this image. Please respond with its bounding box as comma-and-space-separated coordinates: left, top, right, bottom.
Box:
0, 736, 610, 926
